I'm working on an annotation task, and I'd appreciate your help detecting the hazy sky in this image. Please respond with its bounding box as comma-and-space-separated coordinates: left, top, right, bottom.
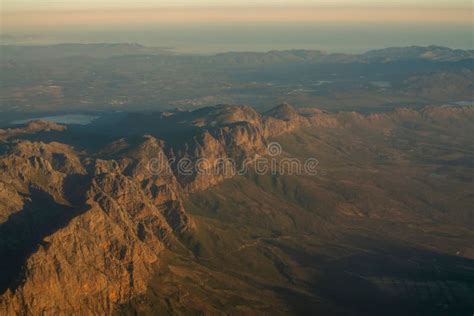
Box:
1, 0, 472, 52
3, 1, 471, 26
3, 0, 472, 10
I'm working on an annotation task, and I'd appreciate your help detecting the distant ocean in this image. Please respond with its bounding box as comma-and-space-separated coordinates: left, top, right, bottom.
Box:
2, 23, 473, 54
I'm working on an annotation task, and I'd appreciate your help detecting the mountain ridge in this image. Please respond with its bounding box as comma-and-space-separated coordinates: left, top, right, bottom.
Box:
2, 44, 473, 63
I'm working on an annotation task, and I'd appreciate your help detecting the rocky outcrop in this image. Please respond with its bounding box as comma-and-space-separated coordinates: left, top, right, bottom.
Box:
171, 123, 268, 193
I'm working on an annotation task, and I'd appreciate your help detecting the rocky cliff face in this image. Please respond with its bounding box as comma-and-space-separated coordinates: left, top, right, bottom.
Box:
0, 136, 190, 315
1, 104, 473, 315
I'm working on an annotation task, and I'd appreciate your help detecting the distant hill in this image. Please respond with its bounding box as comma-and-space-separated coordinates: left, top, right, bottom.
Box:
362, 45, 474, 62
2, 43, 472, 63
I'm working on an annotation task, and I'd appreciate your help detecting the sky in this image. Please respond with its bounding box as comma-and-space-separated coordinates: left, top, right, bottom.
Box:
3, 0, 473, 10
1, 0, 472, 52
2, 1, 472, 28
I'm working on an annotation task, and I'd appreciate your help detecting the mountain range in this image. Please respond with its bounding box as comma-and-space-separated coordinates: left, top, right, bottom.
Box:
1, 103, 473, 315
2, 44, 473, 63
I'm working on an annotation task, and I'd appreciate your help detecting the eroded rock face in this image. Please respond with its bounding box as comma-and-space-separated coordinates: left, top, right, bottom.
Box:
172, 123, 268, 193
0, 137, 188, 315
0, 202, 160, 315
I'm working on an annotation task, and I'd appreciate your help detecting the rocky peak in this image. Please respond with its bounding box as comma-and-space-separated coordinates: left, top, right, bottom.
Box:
192, 104, 263, 128
266, 103, 299, 121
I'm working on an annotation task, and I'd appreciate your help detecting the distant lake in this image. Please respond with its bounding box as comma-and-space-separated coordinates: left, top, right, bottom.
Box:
12, 114, 99, 125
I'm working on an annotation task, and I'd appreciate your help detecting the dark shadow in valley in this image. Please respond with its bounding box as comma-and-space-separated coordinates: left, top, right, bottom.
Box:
0, 182, 90, 294
298, 242, 474, 315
